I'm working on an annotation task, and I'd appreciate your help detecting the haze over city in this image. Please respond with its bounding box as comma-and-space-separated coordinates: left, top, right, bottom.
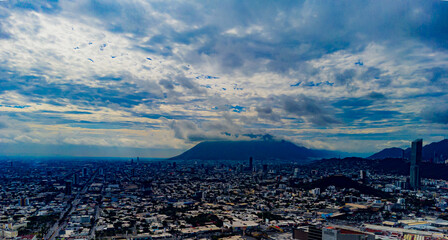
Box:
0, 0, 447, 157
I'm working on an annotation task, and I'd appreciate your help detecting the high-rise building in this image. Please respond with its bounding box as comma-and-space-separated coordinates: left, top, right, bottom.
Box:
73, 173, 79, 185
65, 181, 72, 195
82, 167, 88, 177
249, 157, 253, 171
18, 197, 29, 207
360, 170, 366, 180
262, 164, 268, 173
410, 139, 422, 190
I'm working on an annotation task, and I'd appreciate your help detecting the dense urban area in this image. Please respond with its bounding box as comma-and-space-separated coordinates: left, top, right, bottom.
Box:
2, 140, 448, 240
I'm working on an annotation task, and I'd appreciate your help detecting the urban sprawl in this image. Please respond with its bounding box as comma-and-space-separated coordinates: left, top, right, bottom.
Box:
2, 140, 448, 240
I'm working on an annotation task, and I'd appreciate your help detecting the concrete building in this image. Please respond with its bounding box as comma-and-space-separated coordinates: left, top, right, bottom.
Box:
410, 139, 422, 189
293, 225, 322, 240
322, 227, 374, 240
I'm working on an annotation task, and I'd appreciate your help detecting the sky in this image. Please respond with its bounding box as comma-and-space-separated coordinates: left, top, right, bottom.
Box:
0, 0, 447, 157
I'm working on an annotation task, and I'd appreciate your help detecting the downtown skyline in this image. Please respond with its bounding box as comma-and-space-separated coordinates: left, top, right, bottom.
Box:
0, 0, 447, 157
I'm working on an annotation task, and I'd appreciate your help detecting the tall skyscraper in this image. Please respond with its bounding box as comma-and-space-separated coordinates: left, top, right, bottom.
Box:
82, 167, 88, 177
73, 173, 79, 185
249, 157, 253, 171
19, 197, 29, 207
410, 139, 422, 190
360, 170, 366, 181
65, 181, 72, 195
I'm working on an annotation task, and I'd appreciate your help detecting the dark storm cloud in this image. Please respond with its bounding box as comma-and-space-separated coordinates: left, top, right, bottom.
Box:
424, 67, 448, 86
159, 79, 175, 90
366, 91, 386, 100
421, 105, 448, 124
255, 106, 281, 122
6, 0, 448, 75
50, 0, 446, 75
335, 69, 356, 85
175, 75, 206, 94
333, 92, 402, 124
278, 95, 341, 126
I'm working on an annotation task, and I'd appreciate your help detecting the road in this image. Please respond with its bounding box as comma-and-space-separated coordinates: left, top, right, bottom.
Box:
45, 171, 98, 240
88, 203, 101, 238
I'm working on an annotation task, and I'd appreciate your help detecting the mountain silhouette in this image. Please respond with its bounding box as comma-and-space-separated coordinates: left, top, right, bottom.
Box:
368, 139, 448, 161
367, 147, 405, 160
170, 140, 336, 161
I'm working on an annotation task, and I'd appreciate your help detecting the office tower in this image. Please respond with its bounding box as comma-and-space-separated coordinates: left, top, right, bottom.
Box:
82, 167, 88, 177
263, 164, 268, 173
99, 168, 104, 176
249, 157, 253, 171
410, 139, 422, 190
65, 181, 72, 195
360, 170, 366, 180
19, 197, 29, 207
131, 158, 134, 164
73, 173, 79, 185
173, 162, 176, 169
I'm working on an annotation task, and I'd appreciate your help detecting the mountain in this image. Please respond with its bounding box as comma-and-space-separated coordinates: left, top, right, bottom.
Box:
368, 139, 448, 160
423, 139, 448, 160
367, 147, 405, 160
170, 140, 336, 161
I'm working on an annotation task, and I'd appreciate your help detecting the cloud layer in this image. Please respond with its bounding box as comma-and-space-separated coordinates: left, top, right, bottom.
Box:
0, 0, 447, 157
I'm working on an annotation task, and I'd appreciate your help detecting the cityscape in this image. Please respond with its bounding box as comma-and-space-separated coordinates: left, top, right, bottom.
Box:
1, 0, 448, 240
2, 138, 448, 239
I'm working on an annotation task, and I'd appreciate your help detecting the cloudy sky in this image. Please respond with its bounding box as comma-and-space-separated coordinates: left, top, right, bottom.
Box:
0, 0, 447, 157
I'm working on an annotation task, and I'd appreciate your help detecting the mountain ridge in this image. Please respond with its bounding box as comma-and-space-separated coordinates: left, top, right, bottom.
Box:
368, 139, 448, 160
170, 140, 337, 161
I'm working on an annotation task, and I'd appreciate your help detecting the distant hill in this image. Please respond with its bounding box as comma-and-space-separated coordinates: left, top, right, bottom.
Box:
170, 140, 337, 161
302, 175, 391, 199
368, 139, 448, 160
367, 147, 405, 160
